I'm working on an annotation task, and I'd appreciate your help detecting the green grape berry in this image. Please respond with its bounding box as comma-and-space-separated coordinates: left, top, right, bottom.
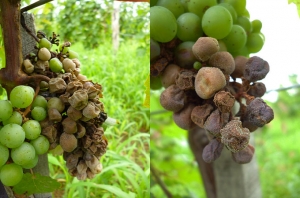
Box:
22, 154, 38, 169
150, 6, 177, 43
22, 120, 41, 140
0, 163, 23, 186
222, 25, 247, 52
30, 135, 50, 155
202, 5, 233, 39
2, 111, 22, 125
38, 38, 52, 50
31, 106, 47, 121
156, 0, 185, 18
68, 50, 79, 59
251, 19, 262, 33
49, 57, 63, 73
10, 85, 35, 108
0, 100, 13, 121
187, 0, 217, 19
11, 142, 36, 166
0, 124, 25, 148
247, 33, 264, 53
31, 95, 48, 109
176, 13, 203, 42
0, 144, 9, 168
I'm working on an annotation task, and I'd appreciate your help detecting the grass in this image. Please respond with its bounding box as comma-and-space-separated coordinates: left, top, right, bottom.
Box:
48, 39, 150, 198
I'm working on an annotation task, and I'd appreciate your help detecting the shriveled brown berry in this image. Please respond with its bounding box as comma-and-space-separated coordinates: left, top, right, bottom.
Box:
68, 89, 89, 110
195, 67, 226, 99
242, 97, 274, 127
35, 60, 49, 71
208, 51, 235, 75
76, 123, 86, 138
192, 37, 219, 62
247, 82, 266, 97
60, 132, 77, 152
204, 109, 230, 137
63, 58, 76, 73
49, 78, 67, 93
220, 119, 250, 153
173, 104, 196, 130
161, 64, 181, 88
62, 117, 77, 134
202, 139, 224, 163
244, 56, 269, 82
23, 59, 34, 74
66, 81, 83, 94
47, 97, 65, 113
77, 74, 88, 81
191, 104, 214, 128
67, 106, 82, 121
48, 108, 62, 122
82, 102, 101, 119
174, 41, 197, 68
231, 56, 248, 79
38, 47, 51, 61
160, 84, 186, 112
175, 69, 196, 90
42, 125, 57, 143
232, 144, 255, 164
213, 91, 235, 113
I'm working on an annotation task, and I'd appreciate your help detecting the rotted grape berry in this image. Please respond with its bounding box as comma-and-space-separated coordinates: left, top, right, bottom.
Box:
192, 37, 219, 62
244, 56, 269, 82
160, 84, 186, 112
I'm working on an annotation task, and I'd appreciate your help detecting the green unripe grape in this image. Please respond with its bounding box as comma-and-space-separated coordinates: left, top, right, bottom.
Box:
59, 45, 69, 54
224, 0, 246, 16
22, 120, 41, 140
68, 50, 79, 59
176, 13, 203, 42
10, 85, 35, 108
150, 39, 160, 62
30, 135, 50, 155
246, 33, 264, 53
31, 95, 48, 109
156, 0, 185, 18
150, 6, 177, 43
193, 61, 202, 70
11, 142, 36, 166
251, 19, 262, 33
222, 25, 247, 52
3, 111, 22, 125
0, 124, 25, 148
150, 0, 158, 7
237, 16, 252, 33
0, 100, 13, 121
0, 144, 9, 168
38, 38, 52, 50
31, 106, 47, 121
187, 0, 217, 19
219, 3, 237, 23
0, 163, 23, 186
202, 5, 233, 39
49, 58, 63, 73
22, 154, 38, 169
230, 45, 249, 58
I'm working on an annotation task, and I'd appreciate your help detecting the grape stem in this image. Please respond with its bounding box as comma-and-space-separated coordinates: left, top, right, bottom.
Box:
22, 80, 42, 118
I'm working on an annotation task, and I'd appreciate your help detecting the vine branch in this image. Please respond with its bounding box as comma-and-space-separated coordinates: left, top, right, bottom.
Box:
150, 163, 173, 198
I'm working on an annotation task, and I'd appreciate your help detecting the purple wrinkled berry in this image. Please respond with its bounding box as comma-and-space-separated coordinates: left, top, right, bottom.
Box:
244, 56, 269, 82
202, 139, 224, 163
231, 144, 255, 164
160, 84, 186, 112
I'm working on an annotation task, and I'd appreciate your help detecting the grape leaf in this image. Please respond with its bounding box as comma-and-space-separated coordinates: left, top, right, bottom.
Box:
143, 75, 150, 108
12, 173, 60, 196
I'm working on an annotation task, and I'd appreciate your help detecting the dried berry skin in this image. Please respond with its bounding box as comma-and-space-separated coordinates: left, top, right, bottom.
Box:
49, 78, 67, 93
220, 119, 250, 153
204, 109, 230, 137
213, 91, 235, 113
60, 132, 78, 152
192, 37, 219, 62
231, 56, 248, 79
247, 82, 266, 97
62, 117, 77, 134
68, 89, 89, 110
175, 70, 196, 90
173, 104, 196, 130
160, 84, 186, 112
191, 104, 214, 128
244, 56, 269, 82
202, 139, 224, 163
195, 67, 226, 99
208, 51, 235, 75
48, 108, 62, 122
242, 97, 274, 127
232, 144, 255, 164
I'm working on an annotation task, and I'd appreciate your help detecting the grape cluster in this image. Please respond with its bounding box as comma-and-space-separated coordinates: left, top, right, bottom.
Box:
150, 0, 274, 164
0, 86, 50, 186
0, 32, 108, 186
